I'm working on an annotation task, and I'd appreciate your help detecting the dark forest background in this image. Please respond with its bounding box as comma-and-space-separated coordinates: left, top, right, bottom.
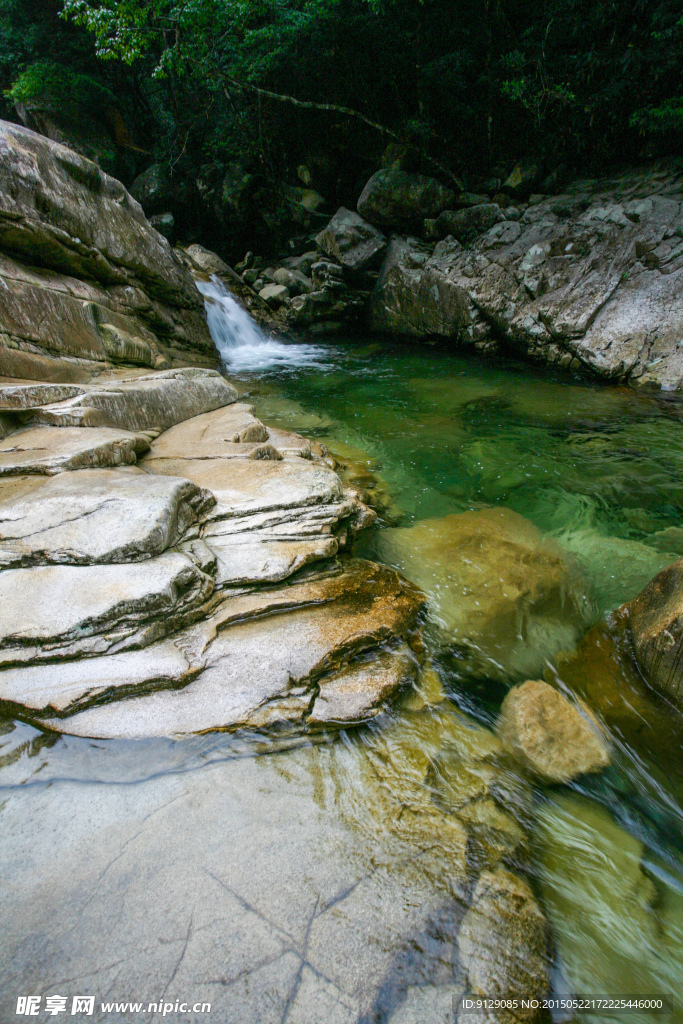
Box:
1, 0, 681, 258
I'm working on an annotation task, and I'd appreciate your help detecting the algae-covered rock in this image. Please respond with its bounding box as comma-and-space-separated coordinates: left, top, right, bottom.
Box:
624, 557, 683, 708
375, 507, 590, 682
497, 679, 610, 783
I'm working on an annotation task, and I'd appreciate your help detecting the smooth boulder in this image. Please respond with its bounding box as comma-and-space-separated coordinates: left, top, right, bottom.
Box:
0, 551, 213, 651
497, 679, 610, 783
0, 469, 213, 566
0, 121, 216, 376
0, 425, 149, 475
374, 507, 589, 682
30, 368, 237, 432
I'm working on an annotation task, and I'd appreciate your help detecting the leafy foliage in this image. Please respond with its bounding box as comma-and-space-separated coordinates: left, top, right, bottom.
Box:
1, 0, 682, 256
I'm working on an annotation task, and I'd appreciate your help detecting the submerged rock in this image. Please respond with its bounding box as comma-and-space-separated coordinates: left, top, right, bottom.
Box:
375, 507, 590, 682
551, 618, 683, 781
535, 793, 675, 1000
458, 868, 549, 1018
497, 679, 610, 783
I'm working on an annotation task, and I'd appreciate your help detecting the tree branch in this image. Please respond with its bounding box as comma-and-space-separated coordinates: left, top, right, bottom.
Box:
222, 80, 463, 191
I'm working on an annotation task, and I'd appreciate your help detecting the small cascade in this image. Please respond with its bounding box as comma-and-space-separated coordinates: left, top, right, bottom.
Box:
195, 274, 329, 372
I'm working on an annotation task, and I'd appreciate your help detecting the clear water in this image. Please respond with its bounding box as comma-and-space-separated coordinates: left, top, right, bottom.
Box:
2, 329, 683, 1022
231, 336, 683, 1016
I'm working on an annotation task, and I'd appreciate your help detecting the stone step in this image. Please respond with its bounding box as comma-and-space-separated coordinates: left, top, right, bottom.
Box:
0, 425, 150, 475
27, 368, 237, 432
0, 468, 214, 567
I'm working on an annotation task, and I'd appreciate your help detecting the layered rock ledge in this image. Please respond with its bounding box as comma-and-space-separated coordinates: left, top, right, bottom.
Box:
0, 368, 424, 738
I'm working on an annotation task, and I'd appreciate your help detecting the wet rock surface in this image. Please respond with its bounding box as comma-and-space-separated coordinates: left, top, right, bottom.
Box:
497, 679, 610, 783
458, 868, 549, 1018
0, 705, 552, 1024
624, 557, 683, 708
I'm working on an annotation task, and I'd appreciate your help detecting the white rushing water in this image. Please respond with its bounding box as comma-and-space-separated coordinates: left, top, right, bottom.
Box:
195, 274, 330, 372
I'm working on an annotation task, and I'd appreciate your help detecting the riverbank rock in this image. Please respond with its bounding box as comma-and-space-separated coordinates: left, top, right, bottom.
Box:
28, 367, 237, 431
373, 507, 590, 682
623, 557, 683, 708
369, 236, 469, 337
366, 164, 683, 390
497, 680, 610, 783
25, 559, 423, 737
0, 469, 213, 566
0, 121, 218, 380
0, 368, 423, 737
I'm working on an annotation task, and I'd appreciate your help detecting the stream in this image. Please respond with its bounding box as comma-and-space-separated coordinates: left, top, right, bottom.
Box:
2, 282, 683, 1022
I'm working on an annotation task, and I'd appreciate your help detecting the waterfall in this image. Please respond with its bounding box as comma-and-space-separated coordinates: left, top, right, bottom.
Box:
195, 275, 329, 372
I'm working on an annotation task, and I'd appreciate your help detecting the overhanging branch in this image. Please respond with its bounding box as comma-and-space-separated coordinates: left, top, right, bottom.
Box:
222, 80, 463, 191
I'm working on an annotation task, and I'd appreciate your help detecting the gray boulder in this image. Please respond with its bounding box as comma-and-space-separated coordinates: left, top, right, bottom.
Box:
0, 122, 216, 380
316, 207, 387, 270
259, 283, 290, 307
369, 237, 470, 339
357, 169, 454, 226
272, 267, 314, 296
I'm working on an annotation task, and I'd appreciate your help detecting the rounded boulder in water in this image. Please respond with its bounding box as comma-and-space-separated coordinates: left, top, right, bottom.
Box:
372, 507, 592, 683
497, 679, 610, 783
